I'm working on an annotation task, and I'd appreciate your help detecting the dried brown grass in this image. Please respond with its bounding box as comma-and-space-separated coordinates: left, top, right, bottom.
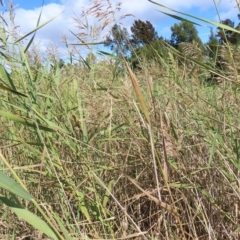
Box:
0, 0, 240, 239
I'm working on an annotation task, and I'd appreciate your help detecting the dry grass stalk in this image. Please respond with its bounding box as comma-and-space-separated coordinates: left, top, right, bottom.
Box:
73, 0, 133, 44
126, 176, 179, 217
178, 40, 204, 80
124, 60, 150, 124
218, 44, 240, 78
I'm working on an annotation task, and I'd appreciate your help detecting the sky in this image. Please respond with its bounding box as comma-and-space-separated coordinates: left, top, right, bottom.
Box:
0, 0, 239, 60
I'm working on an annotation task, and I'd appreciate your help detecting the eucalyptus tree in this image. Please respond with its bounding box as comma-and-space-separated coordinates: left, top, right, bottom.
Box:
104, 24, 131, 57
170, 20, 203, 49
130, 19, 158, 46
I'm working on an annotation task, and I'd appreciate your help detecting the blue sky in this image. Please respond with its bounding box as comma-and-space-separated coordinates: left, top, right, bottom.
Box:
1, 0, 239, 59
8, 0, 59, 9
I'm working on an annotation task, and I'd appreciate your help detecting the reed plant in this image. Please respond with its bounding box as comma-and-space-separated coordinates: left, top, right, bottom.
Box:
0, 0, 239, 239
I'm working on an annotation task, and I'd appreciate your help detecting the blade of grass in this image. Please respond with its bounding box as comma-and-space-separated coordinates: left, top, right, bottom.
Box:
24, 0, 45, 53
0, 64, 17, 90
124, 60, 150, 125
0, 110, 55, 132
0, 84, 27, 97
51, 212, 74, 240
208, 132, 218, 167
149, 0, 240, 34
14, 12, 63, 44
0, 171, 33, 200
0, 195, 59, 240
0, 151, 63, 239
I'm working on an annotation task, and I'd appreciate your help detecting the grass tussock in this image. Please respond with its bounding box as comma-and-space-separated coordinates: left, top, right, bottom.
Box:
0, 0, 240, 239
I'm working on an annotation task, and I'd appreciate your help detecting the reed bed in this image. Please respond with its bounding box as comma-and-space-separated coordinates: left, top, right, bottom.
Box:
0, 0, 239, 239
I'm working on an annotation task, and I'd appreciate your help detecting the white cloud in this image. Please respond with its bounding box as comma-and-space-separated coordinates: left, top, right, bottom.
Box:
121, 0, 237, 23
10, 1, 91, 60
5, 0, 239, 60
216, 9, 239, 23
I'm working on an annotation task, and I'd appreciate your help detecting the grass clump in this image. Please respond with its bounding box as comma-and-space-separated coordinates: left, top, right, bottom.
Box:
0, 0, 239, 239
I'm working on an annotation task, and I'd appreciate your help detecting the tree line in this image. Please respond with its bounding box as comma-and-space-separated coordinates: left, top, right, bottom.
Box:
103, 16, 240, 69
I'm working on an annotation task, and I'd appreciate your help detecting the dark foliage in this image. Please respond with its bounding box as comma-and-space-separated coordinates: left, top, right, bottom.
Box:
104, 24, 130, 56
129, 38, 169, 69
130, 20, 158, 46
170, 20, 203, 49
206, 28, 220, 60
216, 18, 240, 45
